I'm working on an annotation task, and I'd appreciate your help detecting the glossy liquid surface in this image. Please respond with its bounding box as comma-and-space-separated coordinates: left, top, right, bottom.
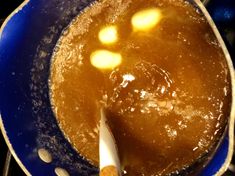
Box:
50, 0, 231, 175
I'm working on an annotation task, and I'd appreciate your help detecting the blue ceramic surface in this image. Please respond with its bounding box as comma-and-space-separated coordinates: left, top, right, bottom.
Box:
0, 0, 234, 175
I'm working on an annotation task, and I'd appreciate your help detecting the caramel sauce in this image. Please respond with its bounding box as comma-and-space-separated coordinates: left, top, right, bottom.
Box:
49, 0, 231, 175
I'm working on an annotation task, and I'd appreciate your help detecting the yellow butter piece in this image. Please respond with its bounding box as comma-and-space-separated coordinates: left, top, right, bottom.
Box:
132, 8, 162, 32
90, 50, 122, 70
99, 25, 118, 44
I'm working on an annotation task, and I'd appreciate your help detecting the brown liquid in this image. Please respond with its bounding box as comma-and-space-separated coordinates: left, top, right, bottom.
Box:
49, 0, 231, 175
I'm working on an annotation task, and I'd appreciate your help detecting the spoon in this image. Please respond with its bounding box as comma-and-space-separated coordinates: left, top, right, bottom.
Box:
99, 108, 121, 176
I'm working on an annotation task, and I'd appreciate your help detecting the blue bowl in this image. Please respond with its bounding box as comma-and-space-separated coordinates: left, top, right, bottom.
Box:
0, 0, 234, 175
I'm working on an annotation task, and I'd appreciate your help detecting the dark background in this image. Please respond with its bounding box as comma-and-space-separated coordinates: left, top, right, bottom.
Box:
0, 0, 235, 175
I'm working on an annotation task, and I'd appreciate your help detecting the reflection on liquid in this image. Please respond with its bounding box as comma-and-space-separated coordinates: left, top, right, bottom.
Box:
99, 25, 118, 44
131, 8, 162, 32
120, 74, 136, 88
90, 50, 122, 70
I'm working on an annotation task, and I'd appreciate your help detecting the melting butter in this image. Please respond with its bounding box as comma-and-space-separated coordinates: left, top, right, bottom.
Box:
131, 8, 162, 32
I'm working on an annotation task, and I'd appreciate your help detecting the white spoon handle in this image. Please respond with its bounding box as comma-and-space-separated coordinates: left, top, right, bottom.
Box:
99, 109, 121, 176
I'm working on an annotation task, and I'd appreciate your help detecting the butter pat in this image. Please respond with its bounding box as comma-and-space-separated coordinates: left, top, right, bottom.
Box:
90, 50, 122, 70
99, 25, 118, 45
132, 8, 162, 32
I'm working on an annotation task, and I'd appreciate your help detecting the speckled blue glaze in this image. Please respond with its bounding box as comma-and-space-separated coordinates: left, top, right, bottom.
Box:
0, 0, 234, 176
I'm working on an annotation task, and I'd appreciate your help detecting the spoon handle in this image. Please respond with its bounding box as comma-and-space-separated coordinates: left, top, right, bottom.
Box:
99, 108, 121, 176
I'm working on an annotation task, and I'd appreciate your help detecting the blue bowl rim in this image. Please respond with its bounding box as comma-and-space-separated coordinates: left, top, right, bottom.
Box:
0, 0, 234, 175
0, 2, 32, 175
195, 0, 235, 175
